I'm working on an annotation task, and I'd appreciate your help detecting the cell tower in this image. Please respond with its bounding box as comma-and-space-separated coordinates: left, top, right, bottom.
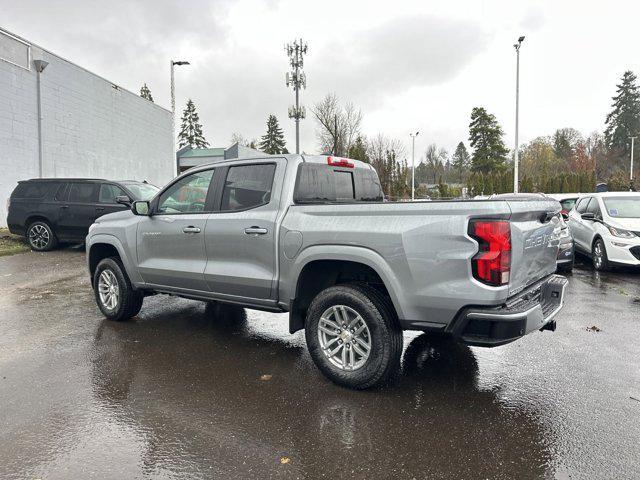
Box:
285, 38, 308, 154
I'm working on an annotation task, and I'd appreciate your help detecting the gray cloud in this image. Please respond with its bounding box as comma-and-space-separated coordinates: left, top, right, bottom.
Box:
310, 15, 489, 106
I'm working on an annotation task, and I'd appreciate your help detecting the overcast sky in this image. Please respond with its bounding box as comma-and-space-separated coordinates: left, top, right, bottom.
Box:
4, 0, 640, 160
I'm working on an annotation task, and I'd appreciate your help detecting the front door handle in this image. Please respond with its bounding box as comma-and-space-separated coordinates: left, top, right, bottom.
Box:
244, 226, 268, 235
60, 205, 69, 209
96, 207, 105, 212
182, 226, 201, 234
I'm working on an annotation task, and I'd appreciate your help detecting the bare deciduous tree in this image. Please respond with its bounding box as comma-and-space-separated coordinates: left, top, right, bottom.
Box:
311, 93, 362, 156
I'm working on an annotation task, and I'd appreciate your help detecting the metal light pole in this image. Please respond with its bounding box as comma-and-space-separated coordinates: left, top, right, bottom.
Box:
33, 59, 49, 178
171, 60, 190, 175
410, 131, 419, 200
286, 39, 308, 154
631, 136, 637, 188
513, 36, 525, 193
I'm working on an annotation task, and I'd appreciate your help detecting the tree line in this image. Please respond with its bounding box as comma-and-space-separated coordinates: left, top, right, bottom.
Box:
137, 68, 640, 196
311, 70, 640, 198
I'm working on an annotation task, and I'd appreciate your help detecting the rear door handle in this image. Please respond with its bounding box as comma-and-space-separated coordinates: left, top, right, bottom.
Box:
244, 226, 268, 235
60, 205, 69, 209
96, 207, 105, 211
182, 226, 201, 234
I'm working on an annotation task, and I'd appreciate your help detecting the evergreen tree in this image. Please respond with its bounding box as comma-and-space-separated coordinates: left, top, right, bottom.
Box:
604, 71, 640, 156
451, 141, 470, 179
468, 107, 509, 173
140, 83, 154, 102
347, 136, 369, 162
178, 99, 209, 149
258, 115, 287, 154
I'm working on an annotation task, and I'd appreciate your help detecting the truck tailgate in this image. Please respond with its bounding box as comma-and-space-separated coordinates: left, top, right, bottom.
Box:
507, 199, 561, 296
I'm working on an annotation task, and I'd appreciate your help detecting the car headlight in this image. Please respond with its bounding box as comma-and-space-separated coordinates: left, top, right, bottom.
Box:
607, 225, 636, 239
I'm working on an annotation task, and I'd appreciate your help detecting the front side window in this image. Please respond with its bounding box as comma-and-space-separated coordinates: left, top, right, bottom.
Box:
575, 197, 590, 214
68, 183, 98, 203
99, 184, 126, 204
603, 196, 640, 218
157, 169, 214, 214
221, 164, 276, 211
586, 198, 601, 218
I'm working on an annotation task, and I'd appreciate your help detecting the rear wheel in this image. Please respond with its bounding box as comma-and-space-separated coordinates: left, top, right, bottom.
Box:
592, 239, 610, 271
305, 284, 403, 389
94, 257, 144, 321
27, 221, 58, 251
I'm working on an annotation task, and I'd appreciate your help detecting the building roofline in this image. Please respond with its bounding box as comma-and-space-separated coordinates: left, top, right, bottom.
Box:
0, 26, 172, 115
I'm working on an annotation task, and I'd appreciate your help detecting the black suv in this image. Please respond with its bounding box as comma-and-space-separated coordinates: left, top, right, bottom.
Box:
7, 179, 159, 251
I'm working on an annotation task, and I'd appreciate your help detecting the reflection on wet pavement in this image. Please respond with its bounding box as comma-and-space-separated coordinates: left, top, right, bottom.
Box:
0, 250, 639, 479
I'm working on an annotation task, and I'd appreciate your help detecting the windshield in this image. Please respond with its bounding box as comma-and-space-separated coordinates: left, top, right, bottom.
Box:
125, 183, 159, 200
603, 196, 640, 218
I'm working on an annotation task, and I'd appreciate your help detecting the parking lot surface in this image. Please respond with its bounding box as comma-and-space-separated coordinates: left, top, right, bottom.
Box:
1, 249, 639, 479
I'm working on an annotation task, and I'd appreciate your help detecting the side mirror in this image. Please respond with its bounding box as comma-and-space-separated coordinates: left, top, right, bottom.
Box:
581, 212, 595, 221
115, 195, 132, 206
132, 200, 151, 216
561, 212, 569, 221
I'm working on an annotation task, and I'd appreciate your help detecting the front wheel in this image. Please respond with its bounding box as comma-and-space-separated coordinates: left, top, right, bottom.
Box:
305, 284, 403, 389
94, 257, 144, 321
592, 239, 610, 271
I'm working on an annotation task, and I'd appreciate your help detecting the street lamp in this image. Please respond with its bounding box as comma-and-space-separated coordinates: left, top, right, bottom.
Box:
630, 136, 637, 188
410, 131, 419, 200
171, 60, 190, 176
33, 59, 49, 178
513, 35, 525, 193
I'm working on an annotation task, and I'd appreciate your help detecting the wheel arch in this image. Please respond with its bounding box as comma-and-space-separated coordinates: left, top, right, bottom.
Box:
87, 234, 140, 288
286, 246, 405, 334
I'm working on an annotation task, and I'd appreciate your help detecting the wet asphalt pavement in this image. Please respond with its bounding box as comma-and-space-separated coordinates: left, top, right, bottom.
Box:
0, 250, 639, 479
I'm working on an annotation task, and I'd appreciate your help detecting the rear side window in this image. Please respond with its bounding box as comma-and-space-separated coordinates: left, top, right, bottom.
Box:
12, 181, 58, 199
68, 183, 98, 203
294, 163, 383, 203
560, 198, 576, 211
221, 164, 276, 211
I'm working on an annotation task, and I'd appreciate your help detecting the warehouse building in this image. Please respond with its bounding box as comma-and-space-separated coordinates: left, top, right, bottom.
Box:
0, 27, 174, 226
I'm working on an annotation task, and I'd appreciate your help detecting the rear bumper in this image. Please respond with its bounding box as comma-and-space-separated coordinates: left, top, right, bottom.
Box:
448, 274, 568, 347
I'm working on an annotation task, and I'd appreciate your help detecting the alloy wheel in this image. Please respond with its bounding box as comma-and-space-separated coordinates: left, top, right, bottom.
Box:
98, 269, 120, 310
317, 305, 371, 371
594, 242, 603, 269
28, 224, 50, 249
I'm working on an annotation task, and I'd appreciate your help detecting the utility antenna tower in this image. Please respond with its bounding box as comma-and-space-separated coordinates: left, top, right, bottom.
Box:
285, 38, 308, 154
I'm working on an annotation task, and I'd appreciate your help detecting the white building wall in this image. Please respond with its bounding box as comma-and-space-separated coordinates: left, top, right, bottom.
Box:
0, 28, 174, 227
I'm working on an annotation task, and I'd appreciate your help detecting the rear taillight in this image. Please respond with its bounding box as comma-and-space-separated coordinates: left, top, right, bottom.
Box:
469, 219, 511, 286
327, 156, 354, 168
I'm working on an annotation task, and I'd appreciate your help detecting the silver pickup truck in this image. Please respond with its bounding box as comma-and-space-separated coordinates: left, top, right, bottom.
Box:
86, 154, 568, 389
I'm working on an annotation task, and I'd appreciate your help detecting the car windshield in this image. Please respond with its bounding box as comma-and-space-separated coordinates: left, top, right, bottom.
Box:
603, 196, 640, 218
124, 183, 159, 200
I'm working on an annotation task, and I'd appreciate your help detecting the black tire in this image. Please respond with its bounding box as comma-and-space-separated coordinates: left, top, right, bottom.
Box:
93, 257, 144, 321
305, 283, 403, 390
26, 220, 58, 251
592, 238, 610, 271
